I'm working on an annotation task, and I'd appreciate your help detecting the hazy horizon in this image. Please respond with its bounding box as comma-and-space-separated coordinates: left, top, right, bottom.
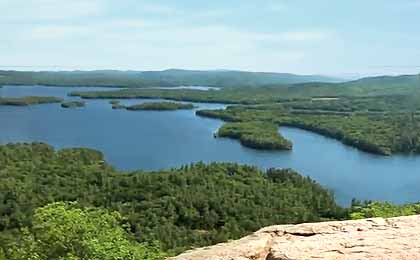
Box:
1, 68, 419, 81
2, 0, 420, 78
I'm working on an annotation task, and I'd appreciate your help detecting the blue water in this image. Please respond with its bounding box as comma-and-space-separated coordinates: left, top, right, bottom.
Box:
1, 85, 420, 205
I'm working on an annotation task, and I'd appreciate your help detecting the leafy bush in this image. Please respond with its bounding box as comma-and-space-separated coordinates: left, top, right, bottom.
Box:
7, 202, 164, 260
350, 200, 420, 219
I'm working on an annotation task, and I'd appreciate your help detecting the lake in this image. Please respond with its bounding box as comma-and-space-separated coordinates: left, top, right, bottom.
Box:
1, 85, 420, 205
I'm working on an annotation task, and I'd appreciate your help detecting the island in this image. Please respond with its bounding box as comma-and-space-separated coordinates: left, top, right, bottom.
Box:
67, 72, 420, 156
125, 101, 195, 111
0, 96, 63, 106
61, 101, 86, 108
109, 100, 120, 105
108, 100, 126, 109
112, 104, 126, 109
217, 121, 293, 150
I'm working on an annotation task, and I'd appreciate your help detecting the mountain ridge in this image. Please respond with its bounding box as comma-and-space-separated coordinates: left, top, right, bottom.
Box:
0, 69, 342, 88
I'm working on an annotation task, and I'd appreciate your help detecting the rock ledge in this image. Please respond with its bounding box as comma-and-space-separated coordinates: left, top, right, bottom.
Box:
170, 215, 420, 260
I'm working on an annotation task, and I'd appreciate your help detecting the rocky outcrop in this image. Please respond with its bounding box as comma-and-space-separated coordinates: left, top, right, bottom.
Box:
170, 215, 420, 260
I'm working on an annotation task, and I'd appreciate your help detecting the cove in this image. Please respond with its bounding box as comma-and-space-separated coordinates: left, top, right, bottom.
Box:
1, 85, 420, 205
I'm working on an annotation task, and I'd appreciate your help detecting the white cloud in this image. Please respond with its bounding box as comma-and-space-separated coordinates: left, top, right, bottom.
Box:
0, 0, 337, 73
30, 25, 89, 39
280, 31, 332, 42
0, 0, 104, 22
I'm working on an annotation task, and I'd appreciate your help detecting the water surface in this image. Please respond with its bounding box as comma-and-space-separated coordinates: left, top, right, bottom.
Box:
1, 85, 420, 205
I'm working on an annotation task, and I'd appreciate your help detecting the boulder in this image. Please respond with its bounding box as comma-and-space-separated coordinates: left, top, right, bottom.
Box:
170, 215, 420, 260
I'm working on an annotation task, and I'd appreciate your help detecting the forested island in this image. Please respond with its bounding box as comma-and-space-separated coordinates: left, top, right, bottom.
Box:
61, 101, 86, 108
126, 101, 195, 111
65, 73, 420, 155
64, 72, 419, 155
217, 122, 292, 150
2, 74, 419, 155
110, 100, 126, 109
0, 96, 63, 106
106, 100, 195, 110
0, 142, 419, 259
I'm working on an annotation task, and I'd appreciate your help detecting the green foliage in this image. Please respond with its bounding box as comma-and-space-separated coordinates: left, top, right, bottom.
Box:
0, 143, 344, 255
109, 100, 126, 109
109, 100, 120, 105
126, 102, 194, 111
198, 105, 420, 155
282, 95, 420, 114
7, 202, 164, 260
0, 70, 338, 89
0, 96, 63, 106
70, 87, 286, 104
217, 122, 292, 150
349, 200, 420, 219
61, 101, 86, 108
0, 143, 419, 257
69, 78, 420, 153
69, 73, 420, 105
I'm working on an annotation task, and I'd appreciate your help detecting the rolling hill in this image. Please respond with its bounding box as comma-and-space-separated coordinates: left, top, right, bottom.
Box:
0, 69, 342, 88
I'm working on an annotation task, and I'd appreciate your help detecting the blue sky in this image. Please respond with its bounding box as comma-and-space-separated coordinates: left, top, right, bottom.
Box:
1, 0, 420, 77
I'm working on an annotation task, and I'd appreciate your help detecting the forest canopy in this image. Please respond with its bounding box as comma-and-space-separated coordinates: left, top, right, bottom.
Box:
0, 143, 419, 258
126, 101, 194, 111
0, 142, 344, 256
0, 96, 63, 106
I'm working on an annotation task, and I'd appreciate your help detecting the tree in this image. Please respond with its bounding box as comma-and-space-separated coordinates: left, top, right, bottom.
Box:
8, 202, 164, 260
350, 201, 420, 220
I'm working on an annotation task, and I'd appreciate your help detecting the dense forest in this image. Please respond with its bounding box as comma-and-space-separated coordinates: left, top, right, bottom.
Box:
217, 121, 292, 150
69, 81, 420, 155
70, 87, 281, 104
0, 143, 345, 257
0, 70, 339, 89
1, 143, 420, 259
197, 105, 420, 155
70, 73, 420, 103
2, 70, 419, 96
2, 73, 420, 258
61, 101, 86, 108
126, 101, 195, 111
283, 95, 420, 114
0, 96, 63, 106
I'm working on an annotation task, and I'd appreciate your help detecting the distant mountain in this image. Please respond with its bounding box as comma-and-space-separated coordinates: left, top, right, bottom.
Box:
0, 69, 343, 88
138, 69, 343, 86
344, 74, 420, 89
333, 73, 420, 96
280, 73, 420, 97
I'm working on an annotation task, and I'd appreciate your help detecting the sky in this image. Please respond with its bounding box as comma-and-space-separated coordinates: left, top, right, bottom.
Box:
1, 0, 420, 77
